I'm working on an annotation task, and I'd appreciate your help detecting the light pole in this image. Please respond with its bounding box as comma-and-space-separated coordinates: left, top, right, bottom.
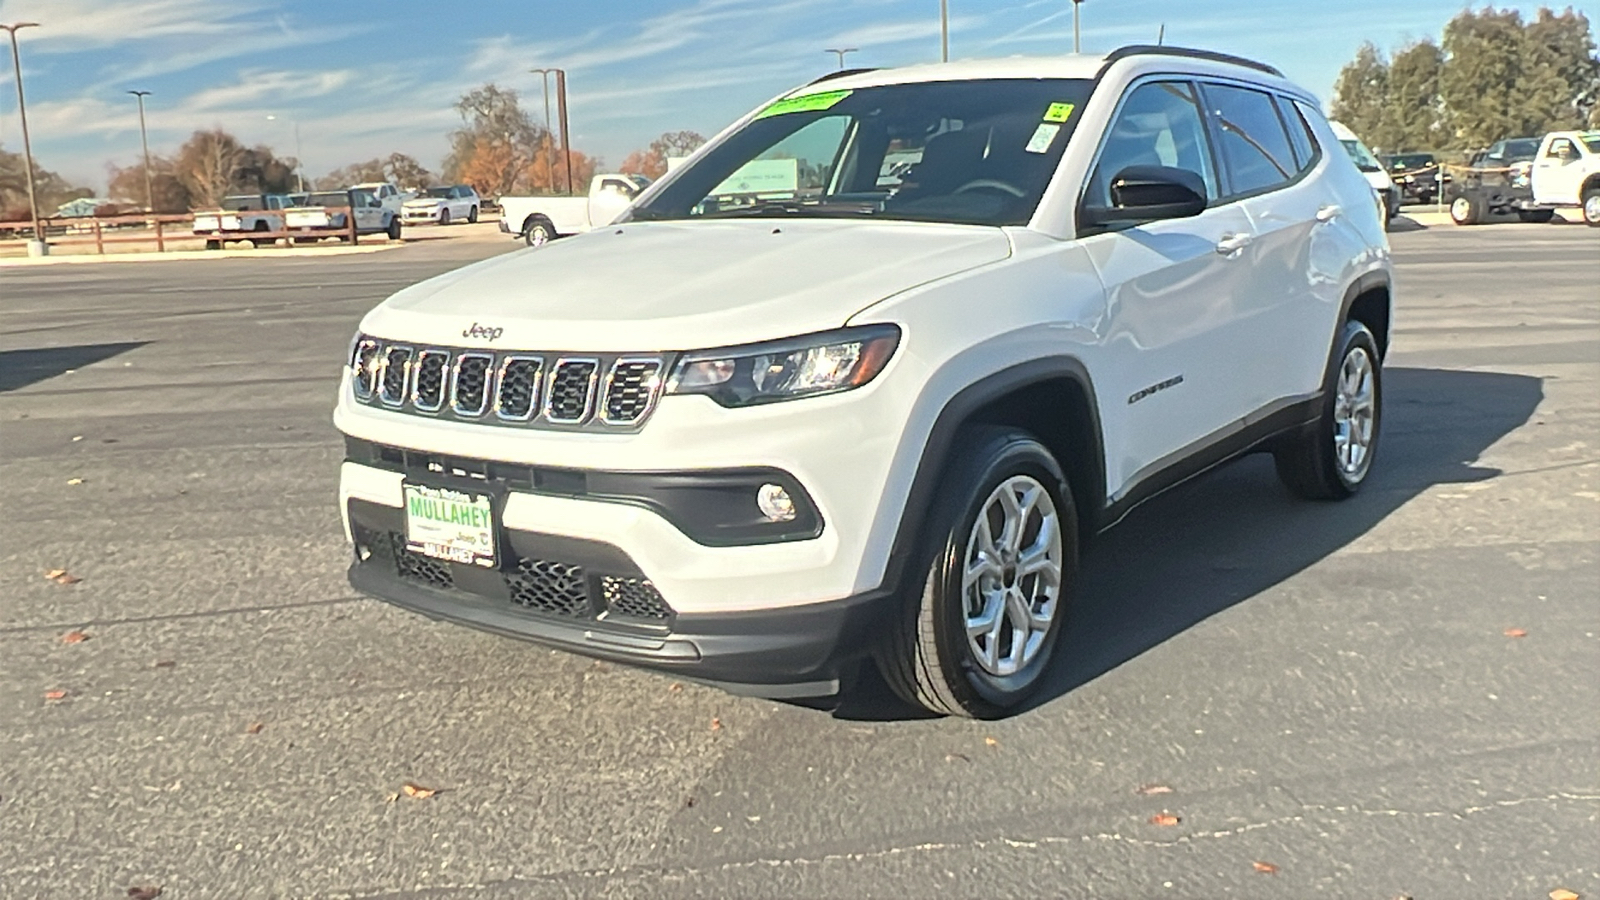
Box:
265, 114, 305, 192
824, 48, 858, 70
127, 90, 154, 211
939, 0, 949, 62
1072, 0, 1084, 54
2, 21, 45, 255
529, 68, 557, 192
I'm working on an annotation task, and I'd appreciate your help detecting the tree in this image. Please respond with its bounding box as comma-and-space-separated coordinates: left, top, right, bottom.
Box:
442, 84, 548, 197
619, 130, 707, 179
322, 158, 387, 188
174, 129, 247, 207
1383, 40, 1444, 150
382, 153, 433, 190
1330, 43, 1390, 149
107, 158, 192, 212
0, 146, 92, 218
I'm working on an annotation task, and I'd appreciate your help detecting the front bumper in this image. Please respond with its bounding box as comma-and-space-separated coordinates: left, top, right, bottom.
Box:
345, 496, 888, 696
401, 208, 442, 223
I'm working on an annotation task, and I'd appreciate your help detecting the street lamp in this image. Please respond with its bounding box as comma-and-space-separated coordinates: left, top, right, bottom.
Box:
529, 68, 558, 192
1072, 0, 1084, 54
127, 90, 154, 211
824, 47, 857, 70
939, 0, 949, 62
265, 114, 305, 192
1, 21, 45, 255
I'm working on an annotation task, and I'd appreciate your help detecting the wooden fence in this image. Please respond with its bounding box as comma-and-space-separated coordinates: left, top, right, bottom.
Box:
2, 207, 369, 254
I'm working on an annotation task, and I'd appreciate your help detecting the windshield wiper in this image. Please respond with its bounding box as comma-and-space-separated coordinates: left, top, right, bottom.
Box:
697, 199, 880, 219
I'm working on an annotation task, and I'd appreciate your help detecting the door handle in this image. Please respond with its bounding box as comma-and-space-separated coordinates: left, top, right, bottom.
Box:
1316, 204, 1343, 223
1215, 233, 1253, 255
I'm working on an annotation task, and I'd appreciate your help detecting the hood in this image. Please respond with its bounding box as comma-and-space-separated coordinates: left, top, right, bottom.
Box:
404, 197, 445, 207
360, 219, 1012, 351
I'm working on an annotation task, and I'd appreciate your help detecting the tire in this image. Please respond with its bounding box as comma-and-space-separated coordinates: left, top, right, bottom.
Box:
1583, 187, 1600, 227
387, 216, 402, 241
249, 221, 272, 248
204, 239, 221, 251
467, 205, 479, 224
1516, 209, 1554, 224
1450, 194, 1482, 226
879, 427, 1078, 718
1274, 321, 1382, 501
524, 217, 553, 247
439, 208, 451, 227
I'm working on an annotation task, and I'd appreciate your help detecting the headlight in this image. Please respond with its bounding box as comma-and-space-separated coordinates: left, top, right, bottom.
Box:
666, 325, 900, 407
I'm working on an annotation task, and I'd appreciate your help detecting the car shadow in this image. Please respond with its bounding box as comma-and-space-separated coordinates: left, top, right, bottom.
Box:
0, 342, 149, 392
821, 367, 1544, 721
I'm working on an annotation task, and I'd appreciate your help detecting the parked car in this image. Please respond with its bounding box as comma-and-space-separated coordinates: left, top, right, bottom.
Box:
193, 194, 294, 249
1450, 131, 1600, 225
337, 46, 1392, 717
349, 182, 412, 214
498, 174, 652, 245
285, 189, 403, 241
1382, 152, 1444, 205
1329, 122, 1400, 222
401, 185, 481, 226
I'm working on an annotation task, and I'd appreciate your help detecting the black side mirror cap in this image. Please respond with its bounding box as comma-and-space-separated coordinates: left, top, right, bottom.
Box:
1080, 165, 1209, 231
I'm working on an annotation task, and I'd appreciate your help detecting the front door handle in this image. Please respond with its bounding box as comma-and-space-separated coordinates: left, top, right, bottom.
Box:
1316, 204, 1343, 223
1215, 233, 1253, 255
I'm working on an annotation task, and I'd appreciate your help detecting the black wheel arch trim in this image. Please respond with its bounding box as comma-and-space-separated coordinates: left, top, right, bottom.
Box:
1340, 268, 1392, 357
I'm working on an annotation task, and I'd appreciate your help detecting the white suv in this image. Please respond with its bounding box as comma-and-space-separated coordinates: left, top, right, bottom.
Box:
337, 46, 1393, 717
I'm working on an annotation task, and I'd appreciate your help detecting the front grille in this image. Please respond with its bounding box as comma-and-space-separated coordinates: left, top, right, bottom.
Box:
386, 532, 454, 590
350, 337, 664, 430
601, 576, 671, 620
603, 360, 663, 424
546, 359, 598, 423
506, 558, 590, 617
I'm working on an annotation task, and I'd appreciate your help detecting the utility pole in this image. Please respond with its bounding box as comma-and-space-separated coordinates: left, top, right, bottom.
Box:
529, 68, 557, 193
266, 114, 306, 192
2, 21, 45, 255
939, 0, 949, 62
127, 90, 154, 211
555, 69, 572, 195
824, 48, 857, 70
1072, 0, 1084, 54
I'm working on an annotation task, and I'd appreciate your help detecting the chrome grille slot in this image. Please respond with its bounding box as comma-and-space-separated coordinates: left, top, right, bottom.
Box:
494, 356, 543, 421
451, 353, 494, 416
545, 359, 599, 423
378, 345, 413, 407
601, 359, 663, 424
351, 339, 381, 400
411, 350, 450, 412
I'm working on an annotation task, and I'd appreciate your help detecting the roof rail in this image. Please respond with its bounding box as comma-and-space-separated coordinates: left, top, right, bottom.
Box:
1100, 45, 1283, 78
807, 67, 878, 86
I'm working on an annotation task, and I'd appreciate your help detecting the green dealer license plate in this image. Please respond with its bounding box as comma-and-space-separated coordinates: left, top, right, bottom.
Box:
403, 483, 496, 567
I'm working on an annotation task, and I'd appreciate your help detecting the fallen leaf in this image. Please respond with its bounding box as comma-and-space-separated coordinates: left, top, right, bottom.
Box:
71, 435, 83, 442
710, 717, 722, 732
1252, 860, 1278, 874
153, 660, 176, 668
945, 753, 971, 763
44, 690, 68, 701
668, 682, 683, 693
401, 782, 438, 799
984, 736, 999, 747
53, 573, 82, 585
1549, 890, 1579, 900
127, 887, 162, 900
66, 477, 84, 486
60, 630, 90, 644
43, 569, 82, 585
43, 569, 66, 580
244, 722, 263, 735
384, 792, 399, 804
1504, 627, 1528, 638
1136, 784, 1175, 796
1148, 813, 1181, 826
684, 796, 697, 808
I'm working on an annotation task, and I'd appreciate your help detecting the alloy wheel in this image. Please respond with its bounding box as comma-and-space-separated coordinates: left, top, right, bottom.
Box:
961, 475, 1062, 677
1332, 345, 1376, 479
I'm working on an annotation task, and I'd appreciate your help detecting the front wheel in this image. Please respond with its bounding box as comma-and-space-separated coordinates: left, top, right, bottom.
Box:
438, 208, 450, 227
879, 427, 1077, 718
1583, 188, 1600, 227
524, 218, 553, 247
1274, 321, 1382, 500
1517, 209, 1554, 224
1450, 194, 1482, 225
467, 206, 478, 224
387, 216, 402, 241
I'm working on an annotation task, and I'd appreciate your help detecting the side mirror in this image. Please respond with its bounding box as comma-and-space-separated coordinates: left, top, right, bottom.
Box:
1081, 165, 1209, 229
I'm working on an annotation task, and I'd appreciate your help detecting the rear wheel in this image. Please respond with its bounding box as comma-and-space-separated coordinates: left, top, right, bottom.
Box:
1517, 208, 1554, 224
524, 217, 553, 247
879, 427, 1076, 718
204, 239, 221, 250
1450, 194, 1482, 225
249, 221, 273, 247
1274, 321, 1382, 500
1583, 188, 1600, 227
467, 205, 479, 224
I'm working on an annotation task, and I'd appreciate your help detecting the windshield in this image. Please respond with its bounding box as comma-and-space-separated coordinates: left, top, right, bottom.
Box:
307, 192, 347, 206
1490, 139, 1540, 162
627, 78, 1093, 227
425, 187, 453, 198
1584, 134, 1600, 154
1339, 139, 1383, 172
1386, 153, 1434, 170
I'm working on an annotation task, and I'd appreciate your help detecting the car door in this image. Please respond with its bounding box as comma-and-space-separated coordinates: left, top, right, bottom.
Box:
1078, 79, 1260, 496
1533, 137, 1585, 205
1198, 82, 1331, 409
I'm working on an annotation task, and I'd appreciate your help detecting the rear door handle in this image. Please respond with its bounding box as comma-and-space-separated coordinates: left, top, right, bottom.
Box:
1215, 233, 1253, 255
1316, 204, 1343, 223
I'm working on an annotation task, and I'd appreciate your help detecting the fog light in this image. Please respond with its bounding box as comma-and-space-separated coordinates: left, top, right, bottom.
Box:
756, 483, 796, 523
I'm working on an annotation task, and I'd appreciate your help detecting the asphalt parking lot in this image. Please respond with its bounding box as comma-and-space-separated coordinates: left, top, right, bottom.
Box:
2, 221, 1596, 899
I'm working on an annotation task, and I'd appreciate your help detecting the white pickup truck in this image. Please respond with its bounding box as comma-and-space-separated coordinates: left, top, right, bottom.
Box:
497, 174, 651, 246
284, 189, 403, 242
1450, 130, 1600, 226
193, 194, 294, 249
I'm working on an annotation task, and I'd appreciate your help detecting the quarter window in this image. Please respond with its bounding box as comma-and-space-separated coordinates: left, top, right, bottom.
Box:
1276, 96, 1319, 172
1203, 84, 1298, 196
1086, 80, 1219, 209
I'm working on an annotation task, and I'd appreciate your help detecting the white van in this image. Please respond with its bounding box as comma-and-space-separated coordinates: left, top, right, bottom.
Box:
1330, 121, 1400, 222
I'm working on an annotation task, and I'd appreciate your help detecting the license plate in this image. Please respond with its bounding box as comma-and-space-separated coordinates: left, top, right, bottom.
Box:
403, 483, 496, 567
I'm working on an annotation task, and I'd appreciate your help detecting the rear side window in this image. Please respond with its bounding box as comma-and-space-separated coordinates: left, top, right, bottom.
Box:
1276, 96, 1319, 171
1203, 83, 1297, 197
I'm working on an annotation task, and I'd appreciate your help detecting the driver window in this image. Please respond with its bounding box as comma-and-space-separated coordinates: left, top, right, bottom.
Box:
1086, 81, 1219, 208
1546, 139, 1575, 159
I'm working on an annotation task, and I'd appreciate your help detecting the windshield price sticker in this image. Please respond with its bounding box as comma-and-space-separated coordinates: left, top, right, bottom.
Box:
1025, 123, 1061, 154
1043, 102, 1076, 123
403, 484, 496, 567
756, 89, 852, 120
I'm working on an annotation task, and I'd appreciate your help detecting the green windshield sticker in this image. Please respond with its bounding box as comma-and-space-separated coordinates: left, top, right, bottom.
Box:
756, 89, 852, 120
1025, 122, 1061, 154
1043, 102, 1076, 123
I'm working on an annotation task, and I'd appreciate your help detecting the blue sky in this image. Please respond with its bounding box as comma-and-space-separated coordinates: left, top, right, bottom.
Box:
0, 0, 1594, 193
